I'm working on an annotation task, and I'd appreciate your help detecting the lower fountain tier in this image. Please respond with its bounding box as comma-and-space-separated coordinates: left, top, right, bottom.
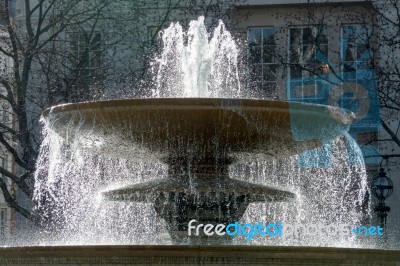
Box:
103, 176, 294, 203
103, 162, 294, 233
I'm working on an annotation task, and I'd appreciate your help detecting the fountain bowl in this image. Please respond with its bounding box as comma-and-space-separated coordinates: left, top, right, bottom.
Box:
42, 98, 353, 162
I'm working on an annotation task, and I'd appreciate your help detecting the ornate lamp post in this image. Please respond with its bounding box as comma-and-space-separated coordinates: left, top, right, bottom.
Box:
371, 168, 393, 228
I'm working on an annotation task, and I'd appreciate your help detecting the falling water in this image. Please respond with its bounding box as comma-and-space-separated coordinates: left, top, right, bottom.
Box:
26, 17, 374, 247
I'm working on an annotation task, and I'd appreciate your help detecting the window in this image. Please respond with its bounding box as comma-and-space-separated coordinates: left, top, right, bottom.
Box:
0, 54, 11, 76
0, 102, 10, 126
338, 25, 378, 128
147, 26, 159, 44
16, 0, 24, 16
0, 156, 6, 168
287, 27, 328, 101
0, 156, 7, 179
0, 1, 8, 18
68, 32, 102, 78
340, 25, 372, 83
248, 28, 277, 97
0, 208, 6, 241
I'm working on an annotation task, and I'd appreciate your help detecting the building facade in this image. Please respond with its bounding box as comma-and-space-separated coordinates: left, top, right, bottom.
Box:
234, 0, 399, 244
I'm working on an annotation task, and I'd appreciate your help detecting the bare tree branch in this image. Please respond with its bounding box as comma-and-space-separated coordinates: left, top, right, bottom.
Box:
381, 119, 400, 147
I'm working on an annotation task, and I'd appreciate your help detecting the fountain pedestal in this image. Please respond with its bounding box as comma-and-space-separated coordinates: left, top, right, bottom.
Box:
104, 158, 294, 236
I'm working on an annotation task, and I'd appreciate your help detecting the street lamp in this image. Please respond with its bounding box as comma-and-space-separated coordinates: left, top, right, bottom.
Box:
371, 168, 393, 228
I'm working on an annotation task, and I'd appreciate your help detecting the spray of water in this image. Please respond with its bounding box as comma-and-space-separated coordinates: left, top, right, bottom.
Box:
151, 17, 241, 98
26, 17, 373, 247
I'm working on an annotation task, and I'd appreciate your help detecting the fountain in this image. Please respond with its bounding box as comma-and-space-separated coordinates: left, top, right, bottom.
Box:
41, 98, 348, 241
0, 17, 399, 265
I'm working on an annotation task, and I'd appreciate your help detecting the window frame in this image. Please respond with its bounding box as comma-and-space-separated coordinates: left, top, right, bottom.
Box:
340, 24, 373, 83
67, 31, 103, 79
247, 27, 278, 97
286, 26, 329, 102
0, 208, 7, 242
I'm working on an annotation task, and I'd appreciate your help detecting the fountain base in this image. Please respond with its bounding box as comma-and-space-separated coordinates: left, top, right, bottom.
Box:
1, 246, 398, 265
